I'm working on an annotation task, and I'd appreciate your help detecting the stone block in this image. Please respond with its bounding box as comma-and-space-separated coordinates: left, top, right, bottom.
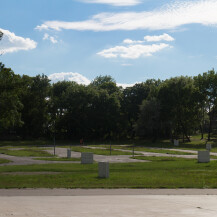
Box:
198, 151, 210, 163
67, 149, 71, 158
174, 140, 179, 146
98, 162, 109, 178
206, 143, 212, 151
81, 152, 93, 164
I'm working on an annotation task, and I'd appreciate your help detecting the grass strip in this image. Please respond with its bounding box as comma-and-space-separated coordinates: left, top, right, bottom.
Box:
89, 145, 194, 155
0, 160, 217, 188
0, 158, 11, 164
34, 157, 80, 161
70, 146, 136, 155
0, 148, 53, 157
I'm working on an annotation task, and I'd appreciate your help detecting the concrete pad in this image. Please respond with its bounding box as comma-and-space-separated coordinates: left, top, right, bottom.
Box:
1, 195, 217, 217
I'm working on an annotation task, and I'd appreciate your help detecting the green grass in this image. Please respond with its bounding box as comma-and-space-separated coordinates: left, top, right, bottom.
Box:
34, 157, 80, 161
0, 158, 11, 164
70, 146, 136, 155
131, 156, 193, 162
1, 159, 217, 188
89, 145, 194, 155
0, 147, 53, 157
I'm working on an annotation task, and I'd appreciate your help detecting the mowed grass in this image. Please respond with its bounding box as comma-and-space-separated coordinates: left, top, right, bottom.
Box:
1, 159, 217, 188
34, 157, 80, 161
131, 156, 194, 162
70, 146, 136, 155
89, 145, 194, 155
0, 158, 11, 164
0, 147, 53, 157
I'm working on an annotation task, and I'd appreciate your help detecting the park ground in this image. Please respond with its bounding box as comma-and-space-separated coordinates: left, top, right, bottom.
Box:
0, 135, 217, 188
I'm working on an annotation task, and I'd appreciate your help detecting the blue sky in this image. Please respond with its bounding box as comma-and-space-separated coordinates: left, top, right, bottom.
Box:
1, 0, 217, 86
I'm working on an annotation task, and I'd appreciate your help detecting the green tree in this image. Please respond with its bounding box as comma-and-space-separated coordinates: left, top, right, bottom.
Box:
0, 63, 23, 135
135, 97, 161, 140
121, 79, 161, 138
158, 76, 199, 142
19, 74, 50, 138
194, 69, 217, 140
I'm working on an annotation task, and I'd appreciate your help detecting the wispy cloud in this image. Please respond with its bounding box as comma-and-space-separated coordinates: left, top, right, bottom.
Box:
98, 34, 173, 59
48, 72, 91, 85
0, 28, 37, 54
123, 39, 144, 44
98, 43, 170, 59
36, 0, 217, 31
43, 33, 58, 44
144, 33, 174, 42
80, 0, 141, 6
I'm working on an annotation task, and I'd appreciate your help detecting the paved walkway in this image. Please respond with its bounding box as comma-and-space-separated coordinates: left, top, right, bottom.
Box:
0, 153, 78, 166
0, 193, 217, 217
46, 147, 147, 163
1, 145, 216, 166
81, 146, 198, 159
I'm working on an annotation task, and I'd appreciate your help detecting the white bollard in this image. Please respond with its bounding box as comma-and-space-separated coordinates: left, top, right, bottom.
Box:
81, 152, 93, 164
206, 144, 212, 151
67, 149, 71, 158
174, 139, 179, 147
98, 162, 109, 178
198, 151, 210, 163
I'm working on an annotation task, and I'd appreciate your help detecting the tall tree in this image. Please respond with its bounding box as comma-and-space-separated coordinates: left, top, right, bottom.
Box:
121, 79, 161, 138
194, 69, 217, 140
19, 74, 50, 138
158, 76, 199, 142
0, 63, 23, 136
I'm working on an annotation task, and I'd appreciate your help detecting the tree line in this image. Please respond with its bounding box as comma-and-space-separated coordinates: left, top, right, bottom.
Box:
0, 62, 217, 142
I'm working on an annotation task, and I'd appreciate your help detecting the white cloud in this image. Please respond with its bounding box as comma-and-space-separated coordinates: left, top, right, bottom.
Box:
0, 28, 37, 54
144, 33, 174, 42
43, 33, 58, 44
121, 63, 132, 66
117, 82, 136, 88
123, 39, 143, 44
48, 72, 136, 88
36, 0, 217, 31
98, 43, 170, 59
80, 0, 141, 6
48, 72, 91, 85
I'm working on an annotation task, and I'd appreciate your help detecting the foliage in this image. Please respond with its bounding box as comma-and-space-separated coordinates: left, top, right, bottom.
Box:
1, 62, 217, 142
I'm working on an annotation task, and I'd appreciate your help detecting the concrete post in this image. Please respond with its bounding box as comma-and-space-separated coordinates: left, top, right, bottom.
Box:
67, 149, 71, 158
198, 151, 210, 163
98, 162, 109, 178
206, 144, 212, 151
174, 140, 179, 147
81, 152, 93, 164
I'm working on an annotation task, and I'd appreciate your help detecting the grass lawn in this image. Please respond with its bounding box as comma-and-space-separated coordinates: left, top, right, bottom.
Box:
34, 157, 80, 161
131, 156, 194, 162
70, 146, 136, 155
0, 158, 11, 164
0, 147, 53, 157
1, 159, 217, 188
89, 145, 194, 155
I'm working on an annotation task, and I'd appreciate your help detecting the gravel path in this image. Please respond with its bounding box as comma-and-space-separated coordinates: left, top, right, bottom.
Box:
45, 147, 147, 163
0, 153, 78, 166
1, 145, 215, 166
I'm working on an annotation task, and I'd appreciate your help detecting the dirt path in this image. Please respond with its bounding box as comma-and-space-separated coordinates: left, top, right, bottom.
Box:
0, 153, 78, 166
45, 147, 147, 163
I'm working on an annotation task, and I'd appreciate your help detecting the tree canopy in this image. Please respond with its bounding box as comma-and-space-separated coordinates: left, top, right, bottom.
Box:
0, 62, 217, 142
